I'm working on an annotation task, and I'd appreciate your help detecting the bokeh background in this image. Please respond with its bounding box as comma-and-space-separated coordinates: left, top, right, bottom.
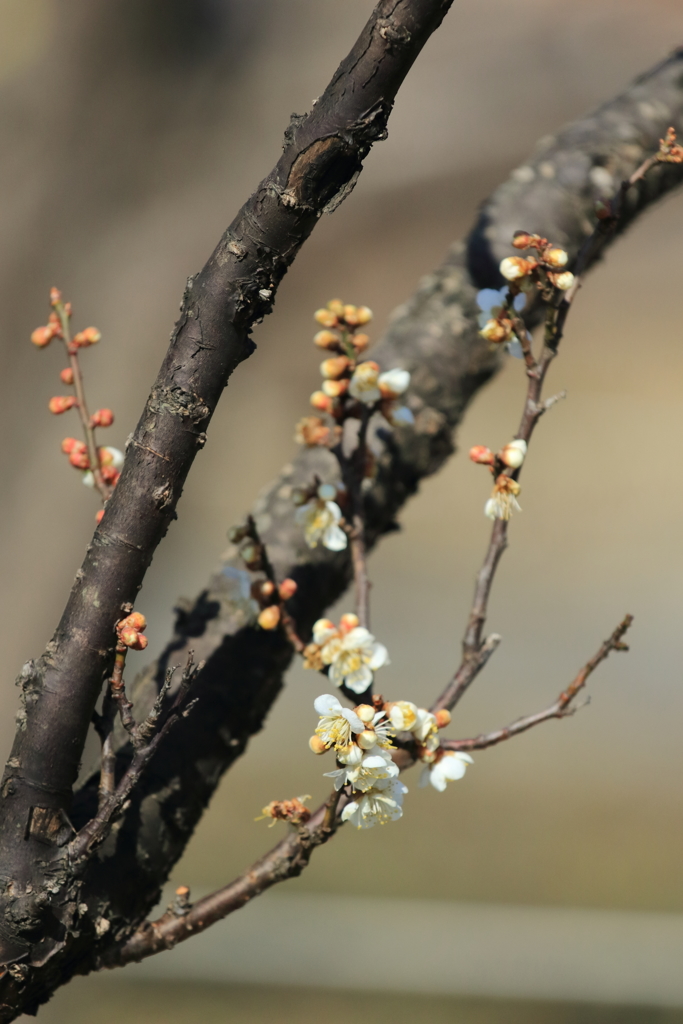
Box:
2, 0, 683, 1021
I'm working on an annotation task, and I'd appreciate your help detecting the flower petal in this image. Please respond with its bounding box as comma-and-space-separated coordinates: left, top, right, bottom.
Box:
344, 665, 373, 694
322, 525, 348, 551
342, 708, 365, 733
368, 642, 389, 670
314, 694, 342, 716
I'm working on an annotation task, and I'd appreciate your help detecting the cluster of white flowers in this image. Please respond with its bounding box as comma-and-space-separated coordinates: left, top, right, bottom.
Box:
295, 483, 348, 552
308, 691, 473, 830
303, 614, 389, 694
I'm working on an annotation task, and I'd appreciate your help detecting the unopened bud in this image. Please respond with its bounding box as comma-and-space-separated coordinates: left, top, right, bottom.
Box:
60, 368, 74, 385
260, 580, 276, 599
68, 448, 90, 469
258, 605, 281, 630
342, 304, 359, 325
50, 287, 62, 307
61, 437, 81, 454
549, 271, 575, 291
31, 325, 55, 348
120, 611, 147, 631
72, 327, 101, 348
355, 704, 375, 724
435, 709, 451, 729
279, 578, 298, 600
480, 318, 512, 344
228, 523, 250, 543
49, 396, 77, 415
499, 438, 527, 469
545, 248, 568, 269
314, 308, 338, 328
354, 306, 372, 326
327, 298, 345, 316
339, 613, 359, 634
314, 330, 340, 350
119, 626, 147, 650
357, 729, 378, 750
295, 416, 330, 447
469, 445, 494, 465
322, 379, 348, 398
240, 542, 262, 569
512, 232, 534, 250
500, 256, 533, 281
310, 390, 334, 412
320, 356, 350, 380
91, 408, 114, 428
352, 332, 370, 352
309, 735, 328, 755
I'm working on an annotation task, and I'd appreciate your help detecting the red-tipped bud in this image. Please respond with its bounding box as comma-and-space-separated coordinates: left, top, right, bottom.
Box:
313, 330, 340, 350
121, 612, 147, 631
352, 333, 370, 353
512, 232, 534, 250
50, 287, 62, 307
61, 437, 82, 454
435, 709, 451, 729
469, 445, 494, 465
119, 626, 147, 650
310, 390, 334, 413
101, 466, 120, 486
91, 408, 114, 428
72, 327, 101, 348
49, 396, 77, 415
320, 356, 350, 380
339, 613, 359, 634
68, 448, 90, 469
60, 368, 74, 385
31, 325, 56, 348
258, 606, 281, 630
314, 308, 338, 328
322, 379, 348, 398
279, 578, 298, 600
95, 509, 105, 525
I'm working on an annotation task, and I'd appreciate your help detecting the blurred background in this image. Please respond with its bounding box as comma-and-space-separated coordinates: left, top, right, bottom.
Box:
1, 0, 683, 1021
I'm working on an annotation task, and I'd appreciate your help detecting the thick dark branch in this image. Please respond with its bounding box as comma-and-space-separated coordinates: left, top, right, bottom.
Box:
0, 0, 456, 974
443, 615, 633, 751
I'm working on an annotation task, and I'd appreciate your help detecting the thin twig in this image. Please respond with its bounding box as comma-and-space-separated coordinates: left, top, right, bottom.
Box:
108, 787, 344, 967
443, 615, 632, 751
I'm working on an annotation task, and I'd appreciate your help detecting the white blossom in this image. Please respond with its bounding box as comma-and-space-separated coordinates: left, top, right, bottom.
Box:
341, 778, 408, 829
313, 694, 364, 751
325, 746, 398, 792
295, 498, 347, 551
348, 361, 381, 404
324, 626, 389, 694
388, 700, 418, 731
378, 368, 410, 398
419, 752, 474, 792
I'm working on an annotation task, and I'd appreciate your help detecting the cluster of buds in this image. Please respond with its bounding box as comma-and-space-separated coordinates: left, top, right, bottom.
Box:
295, 299, 413, 448
116, 611, 148, 651
657, 126, 683, 164
32, 287, 121, 518
470, 438, 527, 521
256, 796, 311, 828
229, 520, 299, 630
501, 233, 574, 292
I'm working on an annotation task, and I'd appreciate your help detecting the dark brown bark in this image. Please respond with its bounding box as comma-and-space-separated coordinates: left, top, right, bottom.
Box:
1, 37, 683, 1024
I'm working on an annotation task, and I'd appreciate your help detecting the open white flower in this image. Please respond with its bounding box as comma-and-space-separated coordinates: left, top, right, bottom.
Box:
341, 777, 408, 829
325, 746, 398, 792
295, 498, 347, 551
419, 751, 473, 792
348, 361, 381, 404
324, 626, 389, 694
314, 694, 364, 751
388, 700, 418, 731
378, 368, 410, 399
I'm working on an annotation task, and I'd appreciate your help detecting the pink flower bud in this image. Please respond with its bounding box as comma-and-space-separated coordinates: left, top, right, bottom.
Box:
72, 327, 101, 348
50, 287, 62, 307
314, 308, 338, 328
320, 356, 350, 380
60, 368, 74, 385
309, 735, 328, 754
91, 408, 114, 427
310, 390, 334, 413
279, 578, 298, 600
31, 325, 56, 348
100, 465, 120, 486
322, 379, 348, 398
313, 330, 340, 350
339, 613, 359, 634
258, 606, 281, 630
512, 232, 534, 250
68, 448, 90, 469
120, 612, 147, 632
435, 709, 451, 729
469, 445, 494, 465
49, 396, 77, 415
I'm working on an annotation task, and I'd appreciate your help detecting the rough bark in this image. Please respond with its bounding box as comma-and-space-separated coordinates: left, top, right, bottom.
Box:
1, 37, 683, 1023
